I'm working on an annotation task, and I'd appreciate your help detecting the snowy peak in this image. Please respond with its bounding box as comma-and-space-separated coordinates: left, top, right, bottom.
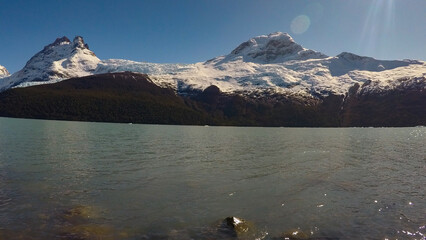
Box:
44, 36, 89, 50
226, 32, 327, 63
336, 52, 375, 62
46, 36, 71, 47
0, 36, 100, 91
23, 35, 99, 73
0, 65, 10, 78
0, 32, 425, 99
231, 32, 296, 55
72, 36, 91, 50
328, 51, 421, 76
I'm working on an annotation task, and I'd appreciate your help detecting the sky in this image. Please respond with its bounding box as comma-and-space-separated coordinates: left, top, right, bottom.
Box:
0, 0, 425, 73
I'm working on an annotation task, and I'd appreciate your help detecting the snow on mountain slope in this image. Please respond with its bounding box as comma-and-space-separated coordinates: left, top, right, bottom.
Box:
0, 65, 9, 78
1, 32, 425, 97
160, 55, 424, 96
0, 36, 100, 91
95, 59, 192, 75
328, 52, 418, 76
93, 59, 200, 89
137, 33, 424, 96
90, 32, 424, 96
216, 32, 328, 64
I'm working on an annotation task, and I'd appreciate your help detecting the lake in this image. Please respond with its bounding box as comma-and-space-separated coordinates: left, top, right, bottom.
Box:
0, 117, 424, 239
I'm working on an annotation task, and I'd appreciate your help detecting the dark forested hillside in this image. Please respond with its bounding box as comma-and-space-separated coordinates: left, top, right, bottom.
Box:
0, 73, 209, 125
0, 72, 424, 127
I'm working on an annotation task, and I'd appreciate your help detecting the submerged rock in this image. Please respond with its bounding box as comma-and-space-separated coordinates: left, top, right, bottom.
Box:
0, 229, 28, 240
55, 205, 116, 239
60, 205, 99, 224
57, 224, 114, 240
217, 216, 259, 239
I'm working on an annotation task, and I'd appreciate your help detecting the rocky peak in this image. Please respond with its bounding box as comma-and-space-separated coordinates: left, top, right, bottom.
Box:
337, 52, 373, 61
0, 36, 101, 91
73, 36, 90, 49
42, 36, 90, 53
231, 32, 295, 55
26, 35, 98, 68
228, 32, 327, 63
47, 36, 71, 48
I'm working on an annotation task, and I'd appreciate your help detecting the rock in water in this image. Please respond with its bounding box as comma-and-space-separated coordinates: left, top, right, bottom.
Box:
57, 224, 114, 240
60, 205, 98, 224
56, 205, 115, 239
217, 216, 256, 238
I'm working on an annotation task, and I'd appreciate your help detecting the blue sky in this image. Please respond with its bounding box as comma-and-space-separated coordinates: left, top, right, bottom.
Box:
1, 0, 425, 73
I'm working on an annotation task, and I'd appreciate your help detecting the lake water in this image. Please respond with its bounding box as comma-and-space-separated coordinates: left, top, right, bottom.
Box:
0, 117, 424, 239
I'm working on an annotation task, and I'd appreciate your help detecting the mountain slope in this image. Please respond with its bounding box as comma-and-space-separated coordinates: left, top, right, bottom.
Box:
0, 72, 209, 124
0, 32, 425, 100
0, 36, 100, 91
341, 76, 426, 126
89, 32, 425, 97
221, 32, 328, 63
0, 72, 424, 127
150, 52, 424, 97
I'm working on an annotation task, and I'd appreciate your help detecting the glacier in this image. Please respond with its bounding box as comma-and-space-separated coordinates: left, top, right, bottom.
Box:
0, 32, 425, 97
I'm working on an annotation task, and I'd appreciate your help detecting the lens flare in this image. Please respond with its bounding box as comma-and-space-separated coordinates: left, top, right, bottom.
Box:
291, 15, 311, 35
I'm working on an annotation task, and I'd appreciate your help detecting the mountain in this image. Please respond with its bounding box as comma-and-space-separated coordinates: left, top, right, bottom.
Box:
2, 32, 425, 97
87, 32, 424, 97
0, 36, 100, 91
0, 72, 424, 127
166, 33, 424, 96
221, 32, 328, 63
0, 65, 9, 78
0, 33, 425, 126
0, 72, 209, 125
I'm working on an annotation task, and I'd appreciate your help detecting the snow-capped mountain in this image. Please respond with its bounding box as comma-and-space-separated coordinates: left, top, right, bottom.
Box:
1, 32, 425, 97
0, 65, 9, 78
219, 32, 328, 63
99, 32, 425, 96
141, 32, 424, 96
0, 36, 100, 91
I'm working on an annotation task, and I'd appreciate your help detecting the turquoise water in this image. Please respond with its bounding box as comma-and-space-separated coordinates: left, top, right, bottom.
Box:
0, 117, 425, 239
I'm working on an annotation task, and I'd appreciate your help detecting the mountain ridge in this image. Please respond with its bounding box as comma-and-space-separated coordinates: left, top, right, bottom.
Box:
0, 72, 424, 127
0, 33, 425, 99
0, 36, 100, 91
226, 32, 328, 63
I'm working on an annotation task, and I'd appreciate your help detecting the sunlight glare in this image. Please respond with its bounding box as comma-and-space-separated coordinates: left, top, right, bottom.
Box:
359, 0, 396, 57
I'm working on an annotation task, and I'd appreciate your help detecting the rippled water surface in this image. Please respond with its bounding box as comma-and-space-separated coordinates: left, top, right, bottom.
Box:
0, 117, 425, 239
